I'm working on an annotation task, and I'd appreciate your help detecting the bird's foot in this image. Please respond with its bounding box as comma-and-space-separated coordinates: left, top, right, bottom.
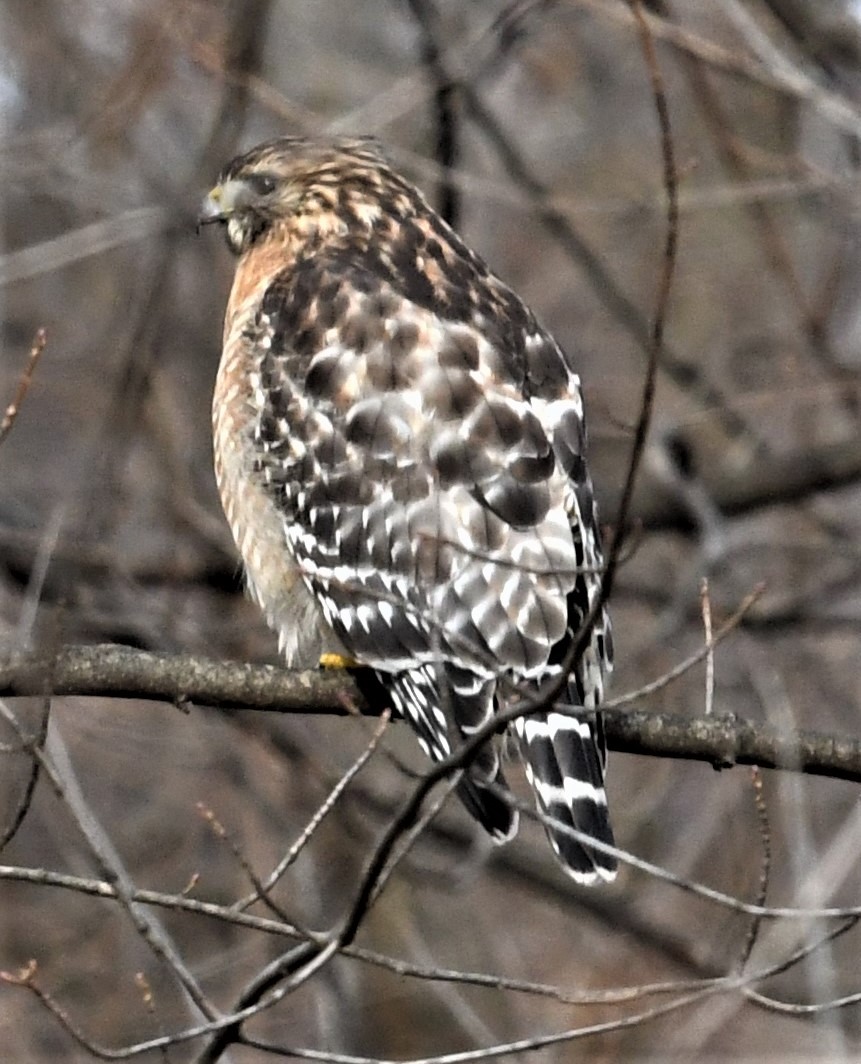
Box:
319, 652, 361, 670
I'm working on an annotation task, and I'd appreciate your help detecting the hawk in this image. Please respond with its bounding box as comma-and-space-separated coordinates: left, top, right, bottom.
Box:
200, 136, 616, 883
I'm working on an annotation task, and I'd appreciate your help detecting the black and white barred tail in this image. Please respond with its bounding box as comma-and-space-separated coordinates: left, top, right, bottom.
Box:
374, 663, 614, 883
514, 708, 616, 884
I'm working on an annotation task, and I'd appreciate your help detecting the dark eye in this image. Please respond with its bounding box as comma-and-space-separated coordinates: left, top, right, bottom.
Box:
248, 173, 277, 196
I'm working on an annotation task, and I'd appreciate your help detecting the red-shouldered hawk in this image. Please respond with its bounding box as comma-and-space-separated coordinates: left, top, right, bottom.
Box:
200, 136, 616, 883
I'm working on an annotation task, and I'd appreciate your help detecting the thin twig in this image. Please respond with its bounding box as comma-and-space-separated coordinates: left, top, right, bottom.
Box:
560, 0, 680, 666
0, 211, 169, 287
605, 583, 763, 708
237, 920, 861, 1063
700, 577, 715, 715
404, 0, 461, 227
510, 793, 861, 921
0, 701, 221, 1026
197, 801, 294, 924
0, 327, 46, 446
0, 694, 50, 852
575, 0, 861, 142
675, 7, 859, 416
736, 766, 770, 973
367, 767, 463, 909
233, 710, 392, 911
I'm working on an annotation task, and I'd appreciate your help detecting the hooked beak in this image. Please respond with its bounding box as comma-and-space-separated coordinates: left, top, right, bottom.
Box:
197, 185, 227, 234
197, 179, 254, 233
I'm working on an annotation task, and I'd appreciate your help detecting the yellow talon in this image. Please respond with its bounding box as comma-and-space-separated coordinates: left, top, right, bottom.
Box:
319, 652, 361, 670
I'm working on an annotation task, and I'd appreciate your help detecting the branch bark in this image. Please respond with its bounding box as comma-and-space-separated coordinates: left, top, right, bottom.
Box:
2, 644, 860, 783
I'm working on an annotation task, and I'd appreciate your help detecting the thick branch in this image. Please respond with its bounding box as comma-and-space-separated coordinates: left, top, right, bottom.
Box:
605, 709, 861, 783
1, 644, 860, 783
0, 644, 352, 713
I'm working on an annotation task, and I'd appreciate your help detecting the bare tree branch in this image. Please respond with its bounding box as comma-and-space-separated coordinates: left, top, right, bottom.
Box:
2, 642, 859, 779
0, 644, 354, 712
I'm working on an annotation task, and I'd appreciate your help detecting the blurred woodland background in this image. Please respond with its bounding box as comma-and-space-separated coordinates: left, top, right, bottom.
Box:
3, 0, 861, 1060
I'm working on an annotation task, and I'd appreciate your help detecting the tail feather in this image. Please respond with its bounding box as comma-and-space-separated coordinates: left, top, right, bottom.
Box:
454, 764, 518, 843
515, 709, 616, 884
381, 664, 518, 843
356, 663, 611, 875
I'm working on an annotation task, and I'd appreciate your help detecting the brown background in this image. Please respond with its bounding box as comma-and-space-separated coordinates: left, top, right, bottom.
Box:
2, 1, 861, 1060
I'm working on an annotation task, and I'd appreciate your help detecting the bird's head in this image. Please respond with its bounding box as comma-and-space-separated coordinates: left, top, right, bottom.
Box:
198, 135, 393, 254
